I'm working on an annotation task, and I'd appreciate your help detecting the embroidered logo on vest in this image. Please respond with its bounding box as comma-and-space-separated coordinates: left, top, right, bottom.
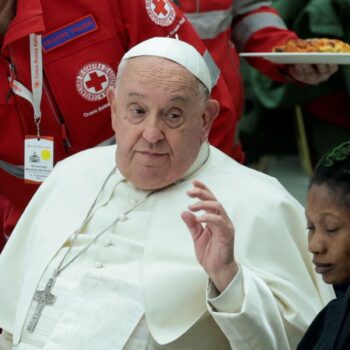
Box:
145, 0, 176, 27
76, 62, 116, 102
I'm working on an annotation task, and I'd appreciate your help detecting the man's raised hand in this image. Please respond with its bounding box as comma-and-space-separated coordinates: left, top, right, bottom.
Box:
181, 180, 238, 292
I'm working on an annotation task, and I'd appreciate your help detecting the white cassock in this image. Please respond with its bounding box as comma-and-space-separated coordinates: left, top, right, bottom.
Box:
0, 143, 334, 350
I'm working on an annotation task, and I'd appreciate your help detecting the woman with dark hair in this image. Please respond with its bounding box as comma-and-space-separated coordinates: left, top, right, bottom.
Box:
298, 141, 350, 350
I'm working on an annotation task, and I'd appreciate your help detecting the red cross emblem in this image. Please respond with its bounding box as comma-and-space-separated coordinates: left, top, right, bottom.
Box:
76, 62, 116, 102
145, 0, 175, 27
85, 72, 107, 92
152, 0, 168, 16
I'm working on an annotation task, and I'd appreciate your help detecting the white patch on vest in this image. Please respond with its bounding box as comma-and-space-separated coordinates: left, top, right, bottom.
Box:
76, 62, 116, 102
145, 0, 176, 27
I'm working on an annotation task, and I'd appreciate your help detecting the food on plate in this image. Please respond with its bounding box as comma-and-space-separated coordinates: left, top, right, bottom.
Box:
273, 38, 350, 53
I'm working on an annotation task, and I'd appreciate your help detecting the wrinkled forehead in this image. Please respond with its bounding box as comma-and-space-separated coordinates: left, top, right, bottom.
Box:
119, 56, 200, 91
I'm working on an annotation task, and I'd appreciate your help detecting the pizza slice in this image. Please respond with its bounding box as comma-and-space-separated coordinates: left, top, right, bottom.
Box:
273, 38, 350, 53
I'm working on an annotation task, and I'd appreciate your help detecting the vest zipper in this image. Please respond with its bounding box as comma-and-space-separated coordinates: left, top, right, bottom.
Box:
42, 75, 72, 151
6, 62, 15, 101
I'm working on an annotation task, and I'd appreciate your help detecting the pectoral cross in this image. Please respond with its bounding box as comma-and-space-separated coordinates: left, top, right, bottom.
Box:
26, 277, 57, 333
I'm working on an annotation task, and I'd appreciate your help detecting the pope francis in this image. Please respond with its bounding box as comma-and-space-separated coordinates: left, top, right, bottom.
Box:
0, 37, 334, 350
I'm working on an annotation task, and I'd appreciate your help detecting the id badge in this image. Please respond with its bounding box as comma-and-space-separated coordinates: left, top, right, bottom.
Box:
24, 136, 54, 184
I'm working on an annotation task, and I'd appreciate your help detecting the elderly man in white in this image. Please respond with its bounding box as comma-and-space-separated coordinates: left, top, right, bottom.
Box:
0, 37, 333, 350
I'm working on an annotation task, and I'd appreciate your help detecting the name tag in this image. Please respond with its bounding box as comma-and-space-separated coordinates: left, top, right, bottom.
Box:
24, 136, 54, 184
42, 15, 98, 53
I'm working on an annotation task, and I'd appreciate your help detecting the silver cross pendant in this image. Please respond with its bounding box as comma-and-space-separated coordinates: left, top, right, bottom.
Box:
26, 277, 57, 333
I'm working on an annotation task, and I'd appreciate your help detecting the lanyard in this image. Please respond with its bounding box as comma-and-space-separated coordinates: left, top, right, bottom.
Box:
30, 33, 43, 135
9, 33, 43, 139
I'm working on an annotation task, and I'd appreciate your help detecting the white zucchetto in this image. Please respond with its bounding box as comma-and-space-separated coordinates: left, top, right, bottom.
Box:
121, 37, 212, 93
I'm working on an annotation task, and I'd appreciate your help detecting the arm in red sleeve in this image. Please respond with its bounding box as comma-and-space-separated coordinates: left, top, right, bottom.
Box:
233, 5, 298, 82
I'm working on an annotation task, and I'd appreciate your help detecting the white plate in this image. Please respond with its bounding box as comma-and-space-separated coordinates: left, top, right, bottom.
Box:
239, 52, 350, 64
